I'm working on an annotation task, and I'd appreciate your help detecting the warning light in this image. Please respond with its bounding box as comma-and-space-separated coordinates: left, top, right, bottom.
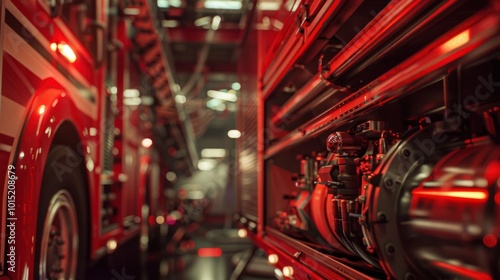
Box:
197, 248, 222, 257
50, 42, 77, 63
106, 239, 117, 252
483, 234, 497, 248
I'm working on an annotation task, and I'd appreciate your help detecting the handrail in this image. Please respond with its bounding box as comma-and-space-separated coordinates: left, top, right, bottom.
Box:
268, 0, 458, 128
264, 8, 500, 158
262, 0, 355, 99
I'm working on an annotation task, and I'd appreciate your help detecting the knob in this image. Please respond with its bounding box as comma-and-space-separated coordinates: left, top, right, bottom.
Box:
326, 131, 367, 156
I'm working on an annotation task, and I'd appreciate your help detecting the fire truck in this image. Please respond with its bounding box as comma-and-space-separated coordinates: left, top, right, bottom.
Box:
0, 0, 195, 279
237, 0, 500, 279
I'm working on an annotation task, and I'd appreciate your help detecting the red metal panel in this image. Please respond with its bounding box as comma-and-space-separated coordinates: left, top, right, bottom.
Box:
264, 7, 500, 158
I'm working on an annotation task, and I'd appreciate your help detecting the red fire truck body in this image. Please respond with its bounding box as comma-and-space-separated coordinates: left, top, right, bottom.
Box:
0, 0, 178, 278
237, 0, 500, 279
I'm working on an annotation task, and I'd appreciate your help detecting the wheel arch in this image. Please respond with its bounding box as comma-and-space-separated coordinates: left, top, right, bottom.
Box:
8, 86, 97, 279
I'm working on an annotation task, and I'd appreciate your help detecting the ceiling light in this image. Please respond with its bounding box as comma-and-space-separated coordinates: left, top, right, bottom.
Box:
268, 254, 279, 264
258, 1, 280, 11
124, 89, 140, 98
283, 266, 294, 277
231, 82, 241, 90
141, 96, 155, 106
186, 190, 205, 200
162, 20, 179, 28
237, 229, 247, 238
206, 98, 223, 108
198, 159, 217, 171
285, 0, 299, 11
207, 90, 237, 102
106, 239, 118, 252
169, 0, 182, 7
141, 138, 153, 148
123, 97, 142, 106
204, 0, 242, 10
213, 103, 226, 111
175, 95, 187, 104
227, 129, 241, 139
158, 0, 169, 8
201, 148, 227, 158
123, 8, 140, 15
109, 86, 118, 94
166, 171, 177, 181
195, 16, 212, 27
211, 15, 221, 30
273, 19, 284, 30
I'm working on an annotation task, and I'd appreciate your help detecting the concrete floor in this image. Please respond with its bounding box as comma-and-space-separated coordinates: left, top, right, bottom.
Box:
86, 224, 275, 280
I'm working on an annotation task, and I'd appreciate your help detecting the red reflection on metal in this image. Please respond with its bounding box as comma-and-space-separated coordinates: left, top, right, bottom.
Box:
483, 234, 497, 248
495, 193, 500, 205
148, 215, 156, 226
412, 190, 488, 201
166, 215, 177, 225
441, 29, 470, 52
197, 247, 223, 257
485, 161, 500, 185
433, 261, 491, 280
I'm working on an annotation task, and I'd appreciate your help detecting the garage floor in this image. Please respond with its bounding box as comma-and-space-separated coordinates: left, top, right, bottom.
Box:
87, 223, 275, 280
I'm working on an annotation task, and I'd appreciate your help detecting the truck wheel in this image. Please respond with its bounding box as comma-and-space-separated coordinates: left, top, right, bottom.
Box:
35, 146, 88, 280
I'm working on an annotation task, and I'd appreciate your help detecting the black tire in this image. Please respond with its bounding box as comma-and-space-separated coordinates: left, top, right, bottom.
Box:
34, 145, 89, 280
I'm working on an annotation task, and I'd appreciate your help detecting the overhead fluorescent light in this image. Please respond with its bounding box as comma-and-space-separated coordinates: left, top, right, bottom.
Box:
174, 84, 181, 92
285, 0, 299, 11
162, 20, 179, 28
201, 148, 227, 158
258, 1, 280, 11
206, 98, 226, 111
227, 129, 241, 139
195, 16, 212, 27
186, 190, 205, 200
273, 19, 284, 30
141, 138, 153, 148
204, 0, 242, 10
123, 8, 141, 15
207, 90, 237, 102
124, 89, 140, 98
169, 0, 182, 7
123, 97, 142, 106
141, 96, 155, 106
206, 98, 223, 108
198, 159, 217, 171
213, 103, 226, 111
211, 15, 222, 30
158, 0, 169, 8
